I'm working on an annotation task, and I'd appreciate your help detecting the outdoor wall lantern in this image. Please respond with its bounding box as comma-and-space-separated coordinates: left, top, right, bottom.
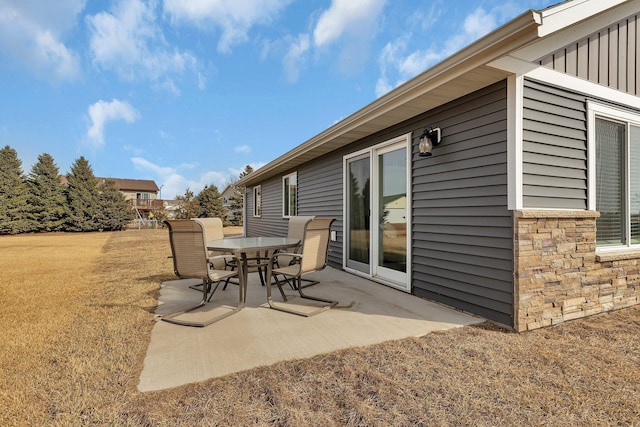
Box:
418, 127, 441, 157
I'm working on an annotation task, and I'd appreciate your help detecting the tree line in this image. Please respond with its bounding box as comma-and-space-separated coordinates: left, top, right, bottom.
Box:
0, 145, 136, 234
0, 145, 253, 235
171, 164, 252, 226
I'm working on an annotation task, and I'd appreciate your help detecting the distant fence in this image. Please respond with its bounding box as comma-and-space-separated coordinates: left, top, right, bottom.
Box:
128, 219, 163, 230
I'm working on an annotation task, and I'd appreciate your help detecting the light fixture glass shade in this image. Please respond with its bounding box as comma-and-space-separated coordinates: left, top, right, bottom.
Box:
418, 134, 432, 156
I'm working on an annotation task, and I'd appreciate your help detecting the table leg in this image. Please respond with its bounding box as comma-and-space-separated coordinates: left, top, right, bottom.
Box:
238, 251, 248, 306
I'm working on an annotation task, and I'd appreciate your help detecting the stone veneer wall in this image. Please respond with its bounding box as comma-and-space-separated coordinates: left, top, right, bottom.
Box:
514, 210, 640, 332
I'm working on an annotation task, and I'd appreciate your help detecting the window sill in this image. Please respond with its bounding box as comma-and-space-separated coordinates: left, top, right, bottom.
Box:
596, 249, 640, 262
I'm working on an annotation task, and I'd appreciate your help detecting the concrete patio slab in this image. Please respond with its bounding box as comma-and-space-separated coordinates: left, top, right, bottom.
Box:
138, 267, 482, 392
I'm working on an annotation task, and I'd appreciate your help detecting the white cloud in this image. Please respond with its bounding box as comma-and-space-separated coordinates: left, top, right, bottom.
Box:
86, 99, 139, 147
131, 156, 174, 176
375, 6, 501, 97
234, 145, 252, 154
87, 0, 196, 85
313, 0, 384, 48
163, 0, 292, 53
312, 0, 386, 74
283, 34, 310, 82
132, 156, 235, 199
0, 0, 84, 82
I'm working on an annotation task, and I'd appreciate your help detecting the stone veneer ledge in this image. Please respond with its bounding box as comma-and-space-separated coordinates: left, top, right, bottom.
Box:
513, 210, 639, 332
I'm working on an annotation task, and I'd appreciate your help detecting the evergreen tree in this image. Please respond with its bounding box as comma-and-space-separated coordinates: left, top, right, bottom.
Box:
228, 164, 253, 225
96, 178, 135, 231
196, 184, 227, 219
175, 189, 200, 219
65, 156, 100, 231
0, 145, 31, 234
26, 153, 67, 232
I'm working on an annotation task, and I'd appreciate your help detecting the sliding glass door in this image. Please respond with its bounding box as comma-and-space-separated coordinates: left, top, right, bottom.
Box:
346, 154, 370, 273
344, 135, 410, 291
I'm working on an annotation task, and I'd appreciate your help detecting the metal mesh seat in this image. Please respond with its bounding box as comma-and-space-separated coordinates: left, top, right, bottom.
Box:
162, 219, 240, 327
266, 218, 338, 316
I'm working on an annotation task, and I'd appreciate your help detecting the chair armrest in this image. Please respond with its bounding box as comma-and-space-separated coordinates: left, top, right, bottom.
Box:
208, 254, 235, 262
268, 252, 302, 267
272, 252, 300, 258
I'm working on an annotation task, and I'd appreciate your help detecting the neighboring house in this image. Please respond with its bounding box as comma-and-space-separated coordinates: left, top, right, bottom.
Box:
62, 176, 161, 219
163, 199, 181, 219
98, 178, 160, 220
238, 0, 640, 331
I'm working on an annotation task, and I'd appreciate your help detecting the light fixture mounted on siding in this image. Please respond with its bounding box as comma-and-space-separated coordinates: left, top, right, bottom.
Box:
418, 127, 441, 157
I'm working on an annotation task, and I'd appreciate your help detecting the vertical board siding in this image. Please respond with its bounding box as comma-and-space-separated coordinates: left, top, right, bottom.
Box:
537, 13, 640, 95
522, 79, 588, 209
412, 80, 514, 326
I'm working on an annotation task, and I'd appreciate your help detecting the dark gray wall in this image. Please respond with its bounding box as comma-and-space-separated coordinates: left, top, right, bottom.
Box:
244, 156, 344, 266
246, 80, 515, 326
411, 81, 514, 326
522, 79, 588, 209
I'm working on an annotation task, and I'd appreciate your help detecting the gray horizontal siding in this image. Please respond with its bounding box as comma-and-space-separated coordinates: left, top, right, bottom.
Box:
522, 79, 588, 209
247, 80, 514, 326
538, 13, 640, 95
412, 80, 513, 326
297, 156, 343, 267
245, 151, 344, 266
246, 178, 289, 237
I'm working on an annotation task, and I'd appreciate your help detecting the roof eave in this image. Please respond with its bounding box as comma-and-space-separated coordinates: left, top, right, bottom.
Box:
238, 10, 543, 188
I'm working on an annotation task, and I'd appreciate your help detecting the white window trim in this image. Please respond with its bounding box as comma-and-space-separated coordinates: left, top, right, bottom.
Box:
587, 101, 640, 251
253, 185, 261, 217
282, 171, 297, 218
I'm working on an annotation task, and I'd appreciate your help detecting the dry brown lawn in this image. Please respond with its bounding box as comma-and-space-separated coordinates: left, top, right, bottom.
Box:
1, 229, 638, 426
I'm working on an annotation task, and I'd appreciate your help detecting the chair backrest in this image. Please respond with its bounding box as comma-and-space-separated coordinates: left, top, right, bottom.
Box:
278, 216, 315, 265
287, 216, 315, 240
192, 217, 227, 269
165, 220, 209, 279
192, 217, 224, 241
300, 218, 335, 273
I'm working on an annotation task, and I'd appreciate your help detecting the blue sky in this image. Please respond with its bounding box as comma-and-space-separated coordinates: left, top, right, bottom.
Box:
0, 0, 557, 199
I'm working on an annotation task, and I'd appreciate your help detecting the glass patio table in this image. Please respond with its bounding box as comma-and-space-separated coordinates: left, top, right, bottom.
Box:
207, 237, 300, 307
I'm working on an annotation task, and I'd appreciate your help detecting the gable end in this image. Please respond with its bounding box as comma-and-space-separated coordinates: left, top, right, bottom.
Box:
537, 13, 640, 95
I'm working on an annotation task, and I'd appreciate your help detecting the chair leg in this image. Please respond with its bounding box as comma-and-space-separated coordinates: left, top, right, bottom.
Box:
298, 277, 320, 288
273, 273, 288, 301
267, 274, 338, 317
161, 278, 240, 327
257, 266, 265, 286
222, 263, 237, 290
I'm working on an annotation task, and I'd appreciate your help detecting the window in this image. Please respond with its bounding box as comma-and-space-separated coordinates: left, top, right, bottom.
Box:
253, 185, 261, 217
282, 172, 297, 217
590, 103, 640, 248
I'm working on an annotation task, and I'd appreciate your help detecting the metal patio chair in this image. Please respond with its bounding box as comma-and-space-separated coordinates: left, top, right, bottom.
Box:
266, 217, 338, 316
191, 218, 235, 290
274, 215, 315, 289
162, 219, 239, 327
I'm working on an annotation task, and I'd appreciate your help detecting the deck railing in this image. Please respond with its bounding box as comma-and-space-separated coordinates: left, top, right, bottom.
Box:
128, 199, 163, 210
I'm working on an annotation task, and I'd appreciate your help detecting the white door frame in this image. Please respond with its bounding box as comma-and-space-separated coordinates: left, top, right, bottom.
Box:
343, 133, 412, 292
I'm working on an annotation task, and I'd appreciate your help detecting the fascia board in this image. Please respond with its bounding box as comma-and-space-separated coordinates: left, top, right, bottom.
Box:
510, 0, 640, 62
537, 0, 629, 37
